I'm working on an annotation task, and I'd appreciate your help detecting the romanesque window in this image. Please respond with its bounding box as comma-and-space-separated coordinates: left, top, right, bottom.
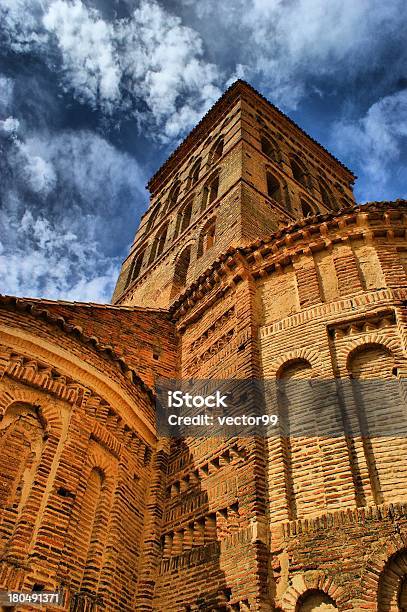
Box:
377, 550, 407, 611
197, 218, 216, 257
346, 343, 404, 505
290, 156, 309, 188
174, 199, 193, 238
171, 246, 191, 299
128, 249, 145, 286
209, 138, 224, 165
201, 174, 219, 211
277, 358, 327, 520
266, 171, 282, 205
261, 135, 279, 163
318, 177, 337, 210
75, 468, 109, 593
190, 158, 201, 186
167, 180, 181, 210
0, 403, 45, 553
300, 199, 315, 217
148, 224, 168, 264
145, 204, 160, 232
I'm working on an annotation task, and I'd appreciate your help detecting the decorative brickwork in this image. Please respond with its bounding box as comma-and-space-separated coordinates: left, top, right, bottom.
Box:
1, 82, 407, 611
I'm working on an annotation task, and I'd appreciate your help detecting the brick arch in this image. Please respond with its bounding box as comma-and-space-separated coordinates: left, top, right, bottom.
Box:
86, 442, 119, 485
0, 387, 63, 436
346, 339, 397, 371
197, 216, 217, 257
64, 443, 119, 599
269, 348, 323, 379
360, 537, 407, 610
280, 573, 349, 611
170, 238, 196, 264
336, 333, 403, 373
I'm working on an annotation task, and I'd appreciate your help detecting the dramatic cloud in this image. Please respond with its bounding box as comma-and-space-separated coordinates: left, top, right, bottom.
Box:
332, 89, 407, 200
43, 0, 121, 111
0, 126, 146, 302
0, 0, 48, 54
182, 0, 407, 109
115, 0, 221, 139
0, 0, 405, 301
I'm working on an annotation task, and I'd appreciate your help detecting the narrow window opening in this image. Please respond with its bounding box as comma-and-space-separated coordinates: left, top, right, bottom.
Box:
209, 176, 219, 204
261, 136, 276, 161
291, 157, 308, 188
266, 172, 282, 205
129, 249, 145, 285
190, 158, 201, 185
300, 200, 314, 217
210, 138, 224, 164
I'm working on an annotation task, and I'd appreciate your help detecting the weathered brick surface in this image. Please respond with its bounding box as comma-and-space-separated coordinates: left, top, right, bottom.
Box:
0, 81, 407, 612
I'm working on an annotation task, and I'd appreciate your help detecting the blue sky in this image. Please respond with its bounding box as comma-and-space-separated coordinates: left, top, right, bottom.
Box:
0, 0, 406, 302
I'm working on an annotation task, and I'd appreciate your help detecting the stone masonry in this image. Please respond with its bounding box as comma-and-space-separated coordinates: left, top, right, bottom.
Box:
0, 81, 407, 611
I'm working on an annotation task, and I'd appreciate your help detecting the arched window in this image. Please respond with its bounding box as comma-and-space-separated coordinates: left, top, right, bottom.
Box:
167, 181, 181, 210
201, 174, 219, 211
128, 249, 145, 286
174, 199, 193, 238
171, 246, 192, 299
277, 359, 314, 521
266, 172, 282, 205
290, 156, 308, 188
145, 204, 160, 232
318, 178, 337, 211
209, 138, 224, 165
0, 403, 44, 553
197, 218, 216, 258
300, 200, 314, 218
73, 467, 111, 595
190, 158, 201, 186
148, 224, 168, 264
261, 136, 278, 162
346, 343, 406, 505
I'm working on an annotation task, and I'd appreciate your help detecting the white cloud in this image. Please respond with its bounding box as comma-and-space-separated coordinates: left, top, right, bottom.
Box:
115, 0, 221, 138
180, 0, 407, 109
332, 89, 407, 198
43, 0, 121, 111
0, 0, 49, 53
0, 216, 119, 303
1, 0, 223, 138
0, 128, 146, 302
40, 0, 221, 137
16, 141, 57, 195
0, 117, 20, 134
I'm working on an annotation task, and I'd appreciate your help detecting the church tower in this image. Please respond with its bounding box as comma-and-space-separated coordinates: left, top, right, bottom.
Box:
112, 81, 355, 308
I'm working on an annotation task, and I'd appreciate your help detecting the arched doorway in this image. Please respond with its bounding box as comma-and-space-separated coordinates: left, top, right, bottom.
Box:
377, 549, 407, 611
296, 589, 338, 611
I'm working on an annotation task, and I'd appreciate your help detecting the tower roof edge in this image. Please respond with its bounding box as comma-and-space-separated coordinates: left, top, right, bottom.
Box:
147, 79, 355, 195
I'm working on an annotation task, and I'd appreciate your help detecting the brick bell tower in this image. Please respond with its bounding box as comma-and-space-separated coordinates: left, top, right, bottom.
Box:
112, 80, 355, 309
